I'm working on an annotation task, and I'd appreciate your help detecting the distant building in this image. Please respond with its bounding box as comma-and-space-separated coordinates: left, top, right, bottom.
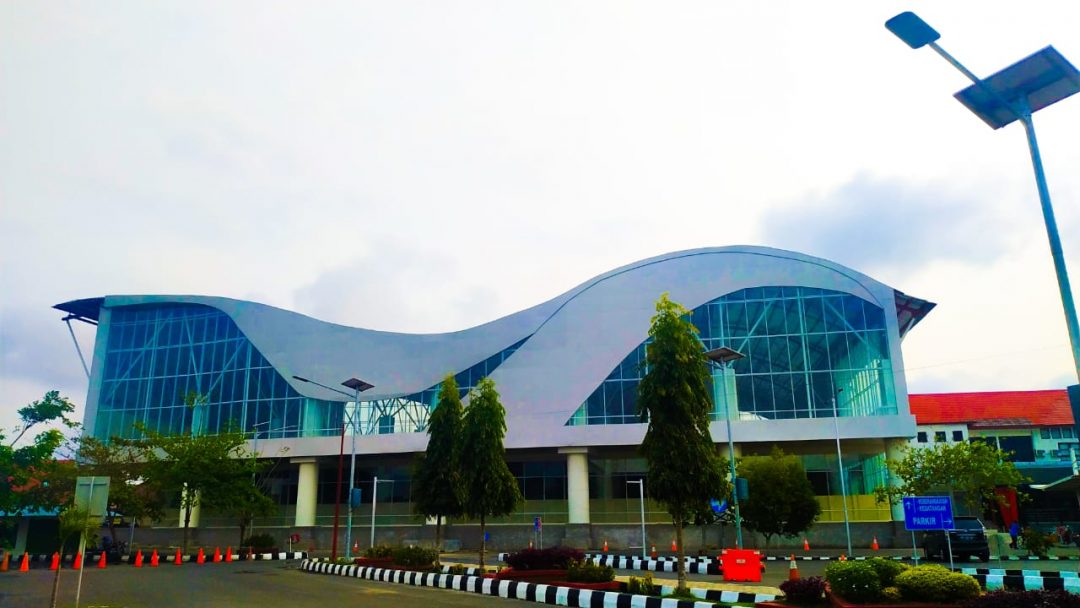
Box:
58, 245, 939, 548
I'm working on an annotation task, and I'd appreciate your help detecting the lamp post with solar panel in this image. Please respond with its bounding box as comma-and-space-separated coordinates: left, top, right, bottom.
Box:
885, 11, 1080, 385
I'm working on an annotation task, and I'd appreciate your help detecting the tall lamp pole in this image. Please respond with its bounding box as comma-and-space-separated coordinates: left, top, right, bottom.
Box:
293, 375, 374, 561
885, 11, 1080, 384
704, 346, 745, 549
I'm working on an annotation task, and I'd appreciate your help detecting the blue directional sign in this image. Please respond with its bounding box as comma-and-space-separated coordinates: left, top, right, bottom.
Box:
902, 496, 954, 531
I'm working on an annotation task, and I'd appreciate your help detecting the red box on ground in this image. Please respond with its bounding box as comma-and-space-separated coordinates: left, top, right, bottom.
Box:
721, 549, 762, 582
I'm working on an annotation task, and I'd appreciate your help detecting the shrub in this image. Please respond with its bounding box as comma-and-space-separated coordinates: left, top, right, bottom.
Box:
963, 589, 1080, 608
880, 586, 903, 602
895, 565, 980, 603
825, 562, 881, 603
392, 545, 439, 570
866, 557, 909, 587
446, 564, 469, 576
780, 576, 826, 604
242, 533, 276, 549
566, 560, 615, 583
503, 546, 584, 570
1021, 528, 1053, 557
626, 573, 654, 595
364, 544, 395, 558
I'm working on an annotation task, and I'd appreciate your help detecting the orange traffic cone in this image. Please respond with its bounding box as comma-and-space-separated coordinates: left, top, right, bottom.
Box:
603, 540, 608, 553
174, 547, 183, 565
803, 538, 810, 551
213, 547, 221, 563
528, 539, 533, 549
871, 536, 880, 551
150, 549, 159, 567
197, 548, 205, 564
50, 552, 60, 571
134, 550, 143, 567
788, 554, 800, 581
97, 551, 107, 569
73, 552, 82, 570
650, 545, 657, 559
671, 539, 677, 552
352, 540, 359, 555
224, 546, 232, 563
0, 551, 9, 572
839, 554, 847, 562
19, 552, 29, 572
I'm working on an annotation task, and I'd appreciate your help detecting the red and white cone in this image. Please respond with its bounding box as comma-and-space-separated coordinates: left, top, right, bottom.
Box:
150, 549, 159, 567
650, 545, 657, 559
788, 554, 800, 581
803, 538, 810, 551
603, 540, 608, 553
134, 550, 144, 568
174, 547, 183, 565
871, 536, 880, 551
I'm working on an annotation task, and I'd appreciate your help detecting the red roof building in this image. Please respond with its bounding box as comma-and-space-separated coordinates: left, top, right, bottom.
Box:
909, 390, 1074, 428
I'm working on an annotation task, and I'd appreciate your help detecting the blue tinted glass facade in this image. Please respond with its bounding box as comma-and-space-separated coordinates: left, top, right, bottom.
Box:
96, 304, 342, 440
567, 286, 896, 425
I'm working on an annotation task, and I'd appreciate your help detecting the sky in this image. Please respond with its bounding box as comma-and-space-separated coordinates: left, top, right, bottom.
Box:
2, 1, 1079, 437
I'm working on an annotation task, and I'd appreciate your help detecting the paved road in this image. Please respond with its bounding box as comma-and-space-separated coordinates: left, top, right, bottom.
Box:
0, 561, 536, 608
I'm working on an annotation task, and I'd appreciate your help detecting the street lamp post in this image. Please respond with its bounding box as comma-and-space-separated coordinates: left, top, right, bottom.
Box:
832, 389, 853, 557
370, 476, 395, 548
626, 479, 647, 560
292, 375, 374, 561
885, 11, 1080, 384
704, 346, 745, 549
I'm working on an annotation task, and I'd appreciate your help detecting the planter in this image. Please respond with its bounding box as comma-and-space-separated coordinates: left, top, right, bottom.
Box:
353, 557, 395, 567
825, 590, 955, 608
494, 568, 570, 583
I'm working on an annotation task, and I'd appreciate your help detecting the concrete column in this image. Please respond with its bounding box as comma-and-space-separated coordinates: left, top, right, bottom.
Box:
178, 487, 200, 528
884, 438, 908, 521
560, 448, 590, 524
293, 457, 319, 527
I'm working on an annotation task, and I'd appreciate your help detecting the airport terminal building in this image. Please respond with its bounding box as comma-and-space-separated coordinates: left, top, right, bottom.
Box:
56, 246, 936, 548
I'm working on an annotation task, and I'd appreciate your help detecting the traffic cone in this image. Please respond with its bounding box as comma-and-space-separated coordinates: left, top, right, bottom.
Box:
97, 551, 107, 569
73, 552, 82, 570
871, 536, 879, 551
19, 552, 29, 572
352, 540, 359, 555
528, 539, 533, 549
603, 540, 608, 553
650, 545, 657, 559
788, 554, 800, 581
224, 547, 232, 563
803, 538, 810, 551
197, 547, 205, 564
150, 549, 159, 567
50, 552, 60, 571
0, 551, 9, 572
174, 547, 182, 565
134, 550, 143, 567
671, 539, 677, 552
839, 554, 847, 562
213, 547, 221, 563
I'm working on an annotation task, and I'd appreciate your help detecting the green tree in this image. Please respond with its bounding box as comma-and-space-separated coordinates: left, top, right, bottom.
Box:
76, 436, 166, 545
50, 506, 97, 608
131, 393, 264, 552
412, 374, 466, 553
739, 447, 821, 545
1, 392, 80, 524
874, 441, 1026, 512
636, 293, 728, 593
461, 377, 521, 570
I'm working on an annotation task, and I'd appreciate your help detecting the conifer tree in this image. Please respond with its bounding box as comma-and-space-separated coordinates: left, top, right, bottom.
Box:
412, 374, 466, 553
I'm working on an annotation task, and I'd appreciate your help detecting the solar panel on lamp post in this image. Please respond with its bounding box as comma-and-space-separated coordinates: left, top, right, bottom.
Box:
292, 374, 374, 561
704, 346, 745, 550
886, 11, 1080, 385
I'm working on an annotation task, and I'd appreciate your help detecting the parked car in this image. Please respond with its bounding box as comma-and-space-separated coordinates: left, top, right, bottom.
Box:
923, 516, 990, 561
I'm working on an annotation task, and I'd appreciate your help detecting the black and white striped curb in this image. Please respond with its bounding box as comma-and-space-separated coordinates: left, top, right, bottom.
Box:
586, 555, 722, 575
302, 559, 776, 607
989, 555, 1080, 561
958, 569, 1080, 592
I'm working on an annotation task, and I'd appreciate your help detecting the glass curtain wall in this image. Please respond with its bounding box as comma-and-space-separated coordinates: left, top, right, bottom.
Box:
568, 286, 896, 425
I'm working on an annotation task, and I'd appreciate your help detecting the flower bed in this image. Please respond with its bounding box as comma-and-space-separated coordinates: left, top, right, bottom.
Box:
493, 568, 569, 583
353, 556, 395, 567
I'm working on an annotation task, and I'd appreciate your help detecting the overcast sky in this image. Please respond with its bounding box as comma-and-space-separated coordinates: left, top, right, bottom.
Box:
2, 1, 1079, 436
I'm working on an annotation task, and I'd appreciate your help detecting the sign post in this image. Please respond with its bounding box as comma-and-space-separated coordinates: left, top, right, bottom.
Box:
902, 496, 955, 569
73, 476, 110, 608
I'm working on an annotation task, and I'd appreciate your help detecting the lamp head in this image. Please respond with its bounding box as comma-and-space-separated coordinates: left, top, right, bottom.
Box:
885, 11, 940, 49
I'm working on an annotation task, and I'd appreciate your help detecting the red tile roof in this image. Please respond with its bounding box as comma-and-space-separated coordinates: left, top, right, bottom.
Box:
909, 390, 1074, 427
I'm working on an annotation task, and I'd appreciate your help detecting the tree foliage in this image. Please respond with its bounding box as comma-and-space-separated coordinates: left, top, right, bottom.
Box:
636, 293, 728, 592
76, 436, 166, 543
412, 374, 466, 552
874, 441, 1026, 512
739, 447, 821, 544
50, 506, 98, 608
2, 391, 80, 521
461, 377, 521, 569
